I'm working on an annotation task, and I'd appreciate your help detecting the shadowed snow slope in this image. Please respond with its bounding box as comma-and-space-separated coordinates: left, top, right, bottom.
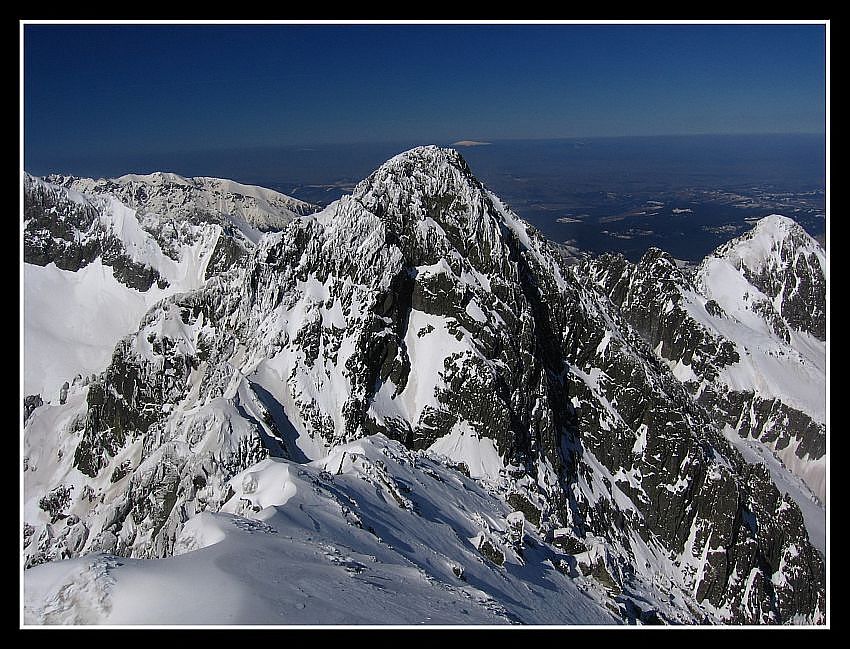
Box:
25, 436, 616, 625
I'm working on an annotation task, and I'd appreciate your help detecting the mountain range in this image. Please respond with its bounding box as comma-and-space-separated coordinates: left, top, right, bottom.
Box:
22, 146, 827, 625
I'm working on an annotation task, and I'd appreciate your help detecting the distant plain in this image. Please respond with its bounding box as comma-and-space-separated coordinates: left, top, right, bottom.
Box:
28, 134, 825, 263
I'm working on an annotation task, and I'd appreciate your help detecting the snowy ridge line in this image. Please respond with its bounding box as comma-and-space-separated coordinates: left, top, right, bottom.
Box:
24, 436, 619, 625
48, 170, 319, 235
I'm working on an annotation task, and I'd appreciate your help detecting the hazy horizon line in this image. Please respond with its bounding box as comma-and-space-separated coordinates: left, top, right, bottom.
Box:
23, 131, 826, 184
24, 130, 826, 164
108, 130, 828, 153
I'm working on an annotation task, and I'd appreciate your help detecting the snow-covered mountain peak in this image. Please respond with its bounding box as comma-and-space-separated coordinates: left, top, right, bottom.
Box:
115, 171, 192, 186
365, 144, 473, 180
752, 212, 804, 233
641, 245, 680, 266
336, 144, 555, 285
351, 145, 487, 226
114, 172, 316, 213
710, 213, 823, 271
356, 143, 468, 188
696, 214, 826, 342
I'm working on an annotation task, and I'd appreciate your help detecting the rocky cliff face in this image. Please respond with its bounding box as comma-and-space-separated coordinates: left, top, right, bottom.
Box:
23, 148, 825, 624
581, 216, 826, 505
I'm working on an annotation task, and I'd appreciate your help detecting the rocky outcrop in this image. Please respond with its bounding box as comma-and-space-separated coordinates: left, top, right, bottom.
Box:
24, 394, 43, 423
582, 249, 739, 382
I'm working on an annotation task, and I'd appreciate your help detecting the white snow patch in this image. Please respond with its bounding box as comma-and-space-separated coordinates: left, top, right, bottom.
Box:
24, 261, 166, 400
428, 421, 504, 480
223, 458, 298, 512
396, 309, 467, 424
632, 424, 648, 455
670, 359, 699, 383
595, 330, 612, 356
173, 512, 228, 556
465, 299, 488, 324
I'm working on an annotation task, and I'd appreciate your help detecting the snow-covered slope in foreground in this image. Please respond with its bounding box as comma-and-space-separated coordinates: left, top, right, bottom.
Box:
24, 436, 616, 625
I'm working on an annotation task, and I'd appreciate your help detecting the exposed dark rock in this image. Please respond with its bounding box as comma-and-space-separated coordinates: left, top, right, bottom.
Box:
478, 538, 505, 566
205, 229, 249, 279
715, 392, 825, 460
38, 485, 73, 523
507, 493, 542, 527
24, 394, 43, 423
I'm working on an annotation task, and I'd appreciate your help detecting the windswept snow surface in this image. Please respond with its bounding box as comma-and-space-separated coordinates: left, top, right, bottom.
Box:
428, 421, 505, 480
24, 435, 617, 626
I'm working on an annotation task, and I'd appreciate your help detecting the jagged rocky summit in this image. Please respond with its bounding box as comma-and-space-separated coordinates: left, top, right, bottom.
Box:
23, 146, 826, 625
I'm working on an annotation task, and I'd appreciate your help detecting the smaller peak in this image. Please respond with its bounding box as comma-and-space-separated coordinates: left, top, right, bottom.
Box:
639, 246, 678, 268
709, 213, 822, 269
635, 247, 692, 287
752, 214, 801, 233
642, 245, 670, 258
739, 214, 815, 248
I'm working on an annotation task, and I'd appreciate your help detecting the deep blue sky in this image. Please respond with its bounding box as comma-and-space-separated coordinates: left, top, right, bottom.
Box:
24, 23, 826, 175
